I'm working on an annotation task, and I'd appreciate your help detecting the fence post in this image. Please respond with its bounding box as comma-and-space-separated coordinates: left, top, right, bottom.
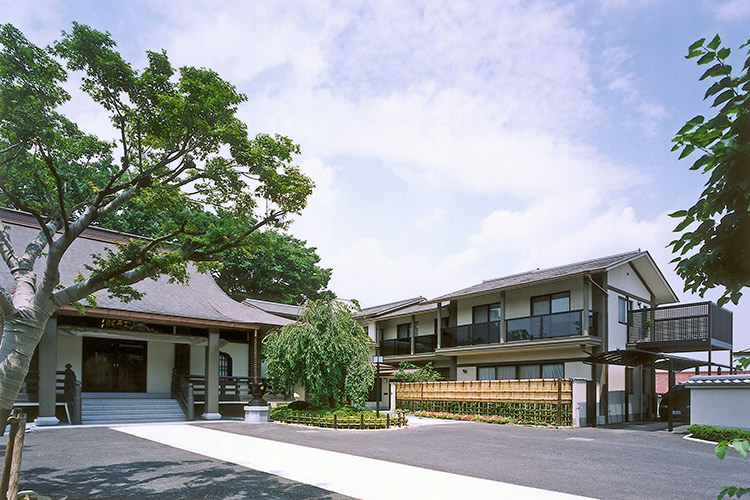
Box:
557, 379, 563, 426
386, 413, 390, 429
334, 414, 338, 430
360, 414, 364, 429
1, 410, 27, 500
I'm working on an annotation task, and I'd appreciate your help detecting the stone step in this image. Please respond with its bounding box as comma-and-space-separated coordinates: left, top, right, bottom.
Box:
80, 397, 187, 424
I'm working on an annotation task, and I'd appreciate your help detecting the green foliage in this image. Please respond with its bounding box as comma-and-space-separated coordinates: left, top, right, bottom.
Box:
263, 299, 375, 408
0, 23, 313, 304
669, 35, 750, 306
270, 404, 402, 429
688, 424, 750, 443
96, 200, 333, 305
393, 361, 444, 382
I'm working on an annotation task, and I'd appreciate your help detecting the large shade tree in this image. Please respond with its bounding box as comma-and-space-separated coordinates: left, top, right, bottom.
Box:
263, 299, 374, 408
98, 200, 334, 305
669, 35, 750, 306
0, 23, 313, 427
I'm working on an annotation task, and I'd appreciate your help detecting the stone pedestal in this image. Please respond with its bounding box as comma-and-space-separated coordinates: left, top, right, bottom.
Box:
201, 412, 222, 421
35, 416, 59, 427
244, 405, 270, 423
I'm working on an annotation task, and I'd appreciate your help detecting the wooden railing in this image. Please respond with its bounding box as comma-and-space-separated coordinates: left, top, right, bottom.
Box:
395, 379, 572, 425
180, 375, 269, 402
171, 371, 195, 421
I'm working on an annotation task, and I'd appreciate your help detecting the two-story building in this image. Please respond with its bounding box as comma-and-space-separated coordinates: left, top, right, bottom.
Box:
360, 250, 734, 425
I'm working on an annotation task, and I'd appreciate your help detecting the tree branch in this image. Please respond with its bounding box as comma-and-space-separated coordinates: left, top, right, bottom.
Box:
0, 228, 19, 273
0, 286, 14, 318
37, 142, 69, 232
190, 209, 288, 261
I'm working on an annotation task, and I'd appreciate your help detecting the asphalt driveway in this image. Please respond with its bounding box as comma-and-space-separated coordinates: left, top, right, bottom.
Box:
2, 419, 747, 499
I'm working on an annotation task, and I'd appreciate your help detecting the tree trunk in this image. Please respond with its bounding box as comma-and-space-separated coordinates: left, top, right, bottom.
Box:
0, 312, 48, 436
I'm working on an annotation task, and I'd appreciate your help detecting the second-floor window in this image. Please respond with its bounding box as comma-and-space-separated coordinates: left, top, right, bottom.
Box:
473, 303, 502, 323
532, 292, 570, 316
397, 323, 411, 339
618, 296, 631, 324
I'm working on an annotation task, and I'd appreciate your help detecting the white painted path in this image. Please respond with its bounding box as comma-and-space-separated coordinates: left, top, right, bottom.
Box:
114, 424, 598, 500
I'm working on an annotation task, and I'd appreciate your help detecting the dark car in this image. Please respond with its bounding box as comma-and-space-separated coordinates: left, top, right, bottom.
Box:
659, 384, 690, 422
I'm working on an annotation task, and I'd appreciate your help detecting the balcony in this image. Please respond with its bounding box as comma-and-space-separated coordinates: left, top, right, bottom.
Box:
380, 335, 437, 356
628, 302, 732, 353
442, 321, 501, 348
506, 310, 596, 342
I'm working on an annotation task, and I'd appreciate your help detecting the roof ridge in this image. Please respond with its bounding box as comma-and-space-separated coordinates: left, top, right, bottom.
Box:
480, 250, 642, 285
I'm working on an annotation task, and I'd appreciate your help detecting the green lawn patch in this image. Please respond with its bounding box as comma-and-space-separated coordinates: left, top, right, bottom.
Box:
270, 404, 406, 429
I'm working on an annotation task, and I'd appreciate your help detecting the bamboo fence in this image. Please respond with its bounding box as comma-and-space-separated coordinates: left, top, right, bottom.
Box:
395, 379, 572, 425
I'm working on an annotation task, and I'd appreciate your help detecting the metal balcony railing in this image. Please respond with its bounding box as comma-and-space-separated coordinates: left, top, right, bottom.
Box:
628, 302, 732, 350
442, 321, 501, 348
506, 310, 597, 342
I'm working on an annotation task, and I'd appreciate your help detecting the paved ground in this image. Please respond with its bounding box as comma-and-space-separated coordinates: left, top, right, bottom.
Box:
2, 418, 747, 499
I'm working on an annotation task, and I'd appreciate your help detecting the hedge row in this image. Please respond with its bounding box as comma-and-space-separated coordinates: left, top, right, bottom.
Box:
687, 424, 750, 442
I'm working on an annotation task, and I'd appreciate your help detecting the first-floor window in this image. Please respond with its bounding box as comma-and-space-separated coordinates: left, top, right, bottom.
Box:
541, 363, 564, 378
219, 352, 232, 377
478, 366, 496, 380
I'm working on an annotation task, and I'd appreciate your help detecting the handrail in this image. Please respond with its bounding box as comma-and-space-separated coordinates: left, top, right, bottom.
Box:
171, 370, 195, 421
62, 364, 82, 425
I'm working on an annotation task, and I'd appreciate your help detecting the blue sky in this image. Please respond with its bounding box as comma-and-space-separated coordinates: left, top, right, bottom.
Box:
3, 1, 749, 354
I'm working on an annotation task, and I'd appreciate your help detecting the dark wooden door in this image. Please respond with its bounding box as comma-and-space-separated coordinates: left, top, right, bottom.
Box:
82, 338, 147, 392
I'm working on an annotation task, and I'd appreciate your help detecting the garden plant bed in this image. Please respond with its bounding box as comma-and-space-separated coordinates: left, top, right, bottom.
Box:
408, 409, 564, 427
270, 404, 407, 429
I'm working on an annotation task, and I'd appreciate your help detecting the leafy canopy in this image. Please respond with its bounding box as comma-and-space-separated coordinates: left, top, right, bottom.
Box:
0, 22, 313, 306
669, 35, 750, 306
263, 299, 375, 408
97, 200, 334, 305
393, 361, 444, 382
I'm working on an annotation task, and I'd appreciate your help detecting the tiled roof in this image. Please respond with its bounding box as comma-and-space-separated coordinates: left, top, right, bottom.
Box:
685, 375, 750, 388
0, 211, 291, 327
357, 296, 425, 319
243, 298, 303, 319
427, 251, 645, 303
370, 301, 438, 321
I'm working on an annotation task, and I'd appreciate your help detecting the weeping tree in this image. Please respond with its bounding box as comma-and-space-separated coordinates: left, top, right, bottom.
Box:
0, 23, 313, 428
263, 299, 374, 408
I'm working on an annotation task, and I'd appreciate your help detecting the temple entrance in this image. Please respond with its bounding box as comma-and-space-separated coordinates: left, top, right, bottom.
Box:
82, 337, 147, 392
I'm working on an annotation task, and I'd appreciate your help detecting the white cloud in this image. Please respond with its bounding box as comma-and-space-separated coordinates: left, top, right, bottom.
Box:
713, 0, 750, 22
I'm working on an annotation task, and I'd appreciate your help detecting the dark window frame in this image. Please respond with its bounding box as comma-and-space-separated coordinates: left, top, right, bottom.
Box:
397, 323, 411, 339
531, 291, 570, 316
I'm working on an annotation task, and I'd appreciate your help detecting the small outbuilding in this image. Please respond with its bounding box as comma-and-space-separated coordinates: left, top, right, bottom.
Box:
685, 374, 750, 430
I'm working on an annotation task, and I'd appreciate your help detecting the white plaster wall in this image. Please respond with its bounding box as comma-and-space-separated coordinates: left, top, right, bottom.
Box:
456, 292, 504, 325
190, 344, 205, 375
223, 342, 249, 377
455, 346, 585, 365
57, 335, 82, 374
146, 342, 174, 393
503, 278, 585, 320
565, 361, 591, 379
457, 366, 476, 381
607, 293, 629, 349
691, 388, 750, 429
607, 265, 651, 302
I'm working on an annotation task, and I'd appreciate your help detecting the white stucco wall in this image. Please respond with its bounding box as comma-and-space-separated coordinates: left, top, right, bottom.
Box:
222, 342, 249, 377
457, 366, 476, 381
190, 344, 205, 375
690, 387, 750, 430
502, 278, 586, 321
146, 341, 174, 393
57, 335, 82, 375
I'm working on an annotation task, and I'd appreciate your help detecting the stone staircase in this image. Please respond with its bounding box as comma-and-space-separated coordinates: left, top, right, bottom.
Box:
81, 395, 187, 425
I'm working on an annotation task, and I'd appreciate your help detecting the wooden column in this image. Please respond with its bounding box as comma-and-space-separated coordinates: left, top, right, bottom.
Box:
499, 291, 506, 343
36, 317, 59, 426
410, 315, 416, 355
202, 329, 222, 420
436, 303, 442, 349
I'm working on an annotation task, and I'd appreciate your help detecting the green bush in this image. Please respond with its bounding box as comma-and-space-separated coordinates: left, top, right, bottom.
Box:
687, 424, 750, 442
